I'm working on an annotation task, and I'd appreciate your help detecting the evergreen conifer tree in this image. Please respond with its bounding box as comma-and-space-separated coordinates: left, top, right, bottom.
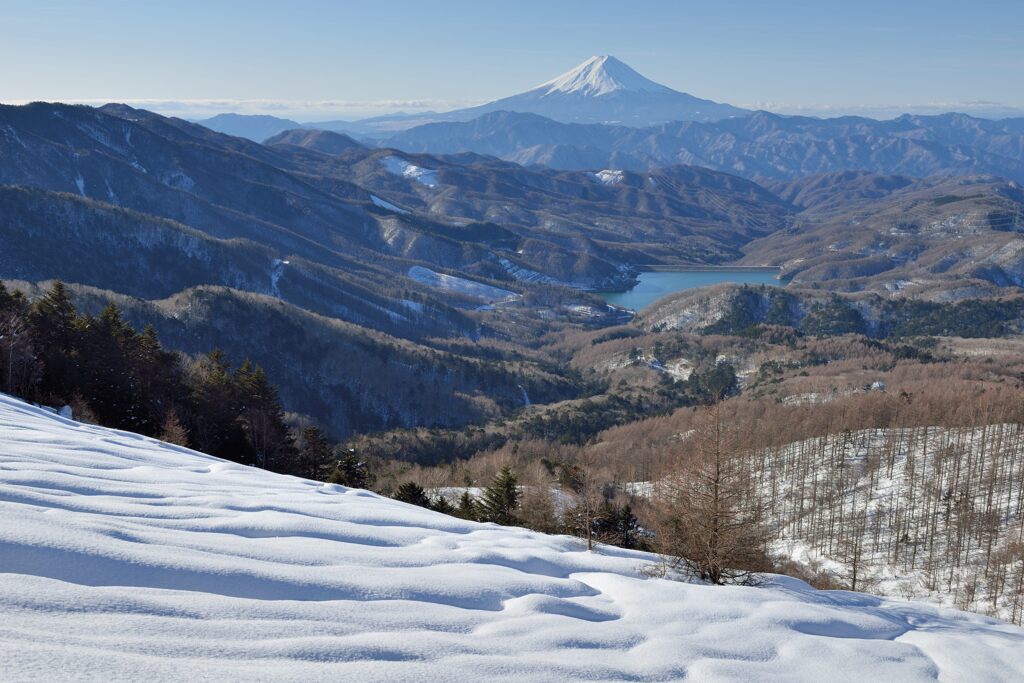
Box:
30, 281, 78, 401
187, 350, 250, 461
297, 425, 333, 479
0, 283, 39, 396
234, 360, 295, 471
393, 481, 432, 508
480, 466, 519, 525
75, 303, 146, 430
455, 490, 479, 521
431, 496, 454, 514
327, 449, 374, 489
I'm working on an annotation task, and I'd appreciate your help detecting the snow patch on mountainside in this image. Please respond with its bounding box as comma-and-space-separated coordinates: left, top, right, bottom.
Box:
2, 124, 27, 148
407, 265, 517, 302
270, 258, 289, 298
1, 393, 1023, 681
590, 169, 625, 185
381, 155, 439, 188
370, 194, 411, 214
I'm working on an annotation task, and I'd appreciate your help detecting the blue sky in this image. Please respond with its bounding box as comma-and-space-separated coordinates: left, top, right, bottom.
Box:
2, 0, 1022, 120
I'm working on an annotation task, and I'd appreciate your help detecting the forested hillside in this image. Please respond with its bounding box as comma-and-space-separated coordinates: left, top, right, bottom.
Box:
363, 318, 1024, 625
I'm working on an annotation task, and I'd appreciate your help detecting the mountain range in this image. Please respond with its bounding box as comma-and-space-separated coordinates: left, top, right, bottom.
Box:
0, 101, 792, 435
388, 110, 1024, 184
189, 56, 1024, 187
198, 56, 746, 140
2, 94, 1024, 434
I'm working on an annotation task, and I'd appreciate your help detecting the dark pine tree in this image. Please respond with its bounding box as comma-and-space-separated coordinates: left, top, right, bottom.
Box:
130, 325, 186, 436
393, 481, 432, 509
455, 490, 479, 521
74, 303, 148, 431
0, 283, 40, 396
431, 496, 455, 515
234, 360, 296, 472
593, 501, 643, 549
327, 449, 374, 489
186, 349, 252, 463
296, 425, 333, 479
480, 466, 520, 526
29, 281, 79, 402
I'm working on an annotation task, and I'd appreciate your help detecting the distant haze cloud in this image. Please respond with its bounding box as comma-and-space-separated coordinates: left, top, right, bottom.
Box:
5, 97, 1022, 123
1, 98, 485, 122
750, 100, 1024, 120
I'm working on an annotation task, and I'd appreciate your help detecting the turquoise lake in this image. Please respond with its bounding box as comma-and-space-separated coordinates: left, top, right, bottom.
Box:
598, 269, 780, 311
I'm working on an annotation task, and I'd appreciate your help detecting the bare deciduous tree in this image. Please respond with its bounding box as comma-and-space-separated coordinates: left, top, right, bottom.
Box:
652, 402, 770, 585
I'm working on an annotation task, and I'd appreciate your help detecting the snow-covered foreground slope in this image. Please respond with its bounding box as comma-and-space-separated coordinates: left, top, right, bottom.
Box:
1, 395, 1023, 681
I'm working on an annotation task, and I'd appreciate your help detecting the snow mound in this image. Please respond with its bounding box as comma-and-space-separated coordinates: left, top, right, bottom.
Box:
1, 393, 1023, 681
381, 155, 439, 188
408, 265, 517, 302
369, 194, 410, 214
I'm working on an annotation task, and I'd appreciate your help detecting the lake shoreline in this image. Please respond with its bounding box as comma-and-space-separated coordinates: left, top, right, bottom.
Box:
631, 265, 781, 273
598, 267, 781, 311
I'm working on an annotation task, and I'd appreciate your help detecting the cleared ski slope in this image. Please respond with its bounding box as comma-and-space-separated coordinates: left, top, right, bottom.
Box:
0, 394, 1022, 681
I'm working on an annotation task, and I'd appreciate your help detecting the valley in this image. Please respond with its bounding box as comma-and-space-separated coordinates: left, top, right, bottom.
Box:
6, 100, 1021, 445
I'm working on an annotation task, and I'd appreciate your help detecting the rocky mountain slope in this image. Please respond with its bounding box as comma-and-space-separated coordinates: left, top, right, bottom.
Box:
0, 103, 610, 434
742, 173, 1024, 297
635, 282, 1024, 338
285, 144, 793, 266
388, 110, 1024, 184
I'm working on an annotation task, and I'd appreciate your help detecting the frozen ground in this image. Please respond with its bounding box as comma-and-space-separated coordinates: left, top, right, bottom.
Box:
1, 393, 1023, 681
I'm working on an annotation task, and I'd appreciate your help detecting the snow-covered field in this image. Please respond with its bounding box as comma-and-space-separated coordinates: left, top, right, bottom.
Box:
1, 394, 1023, 681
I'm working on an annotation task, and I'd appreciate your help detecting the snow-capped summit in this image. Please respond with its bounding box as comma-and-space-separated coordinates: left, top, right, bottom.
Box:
453, 56, 747, 126
325, 56, 749, 137
534, 55, 676, 98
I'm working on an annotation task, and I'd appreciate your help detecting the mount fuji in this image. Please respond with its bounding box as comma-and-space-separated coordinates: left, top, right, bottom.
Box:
453, 55, 748, 126
311, 56, 748, 139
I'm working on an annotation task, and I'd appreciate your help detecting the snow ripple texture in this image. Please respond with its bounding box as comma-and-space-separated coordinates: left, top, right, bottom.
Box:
0, 393, 1022, 681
